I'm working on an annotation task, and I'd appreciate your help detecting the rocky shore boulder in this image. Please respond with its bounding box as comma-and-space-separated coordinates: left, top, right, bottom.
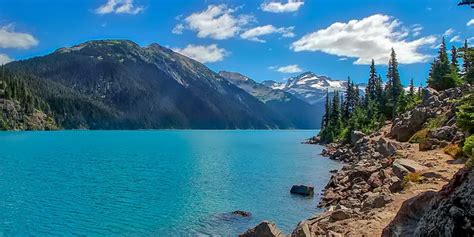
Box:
291, 185, 314, 196
382, 167, 474, 237
239, 221, 285, 237
351, 130, 365, 145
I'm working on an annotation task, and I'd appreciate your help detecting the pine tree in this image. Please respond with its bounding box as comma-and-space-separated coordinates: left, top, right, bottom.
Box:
343, 77, 353, 120
461, 39, 470, 77
428, 37, 458, 90
366, 59, 378, 101
385, 48, 404, 118
331, 90, 341, 130
451, 46, 459, 74
321, 89, 331, 129
375, 75, 383, 101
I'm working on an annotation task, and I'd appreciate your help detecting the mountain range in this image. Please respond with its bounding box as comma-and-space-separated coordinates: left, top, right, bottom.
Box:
263, 72, 365, 105
2, 40, 351, 130
219, 71, 322, 128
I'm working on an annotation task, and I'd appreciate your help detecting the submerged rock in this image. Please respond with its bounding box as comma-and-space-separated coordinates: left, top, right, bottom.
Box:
239, 221, 285, 237
232, 210, 252, 217
291, 185, 314, 196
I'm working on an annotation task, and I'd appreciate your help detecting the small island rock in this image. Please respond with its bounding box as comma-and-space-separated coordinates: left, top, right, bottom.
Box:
290, 185, 315, 196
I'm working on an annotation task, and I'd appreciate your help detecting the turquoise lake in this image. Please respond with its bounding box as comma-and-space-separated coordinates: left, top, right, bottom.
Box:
0, 130, 340, 236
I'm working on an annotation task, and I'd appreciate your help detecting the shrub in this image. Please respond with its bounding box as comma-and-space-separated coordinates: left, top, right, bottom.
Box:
443, 144, 463, 159
409, 128, 429, 143
463, 135, 474, 158
402, 172, 422, 188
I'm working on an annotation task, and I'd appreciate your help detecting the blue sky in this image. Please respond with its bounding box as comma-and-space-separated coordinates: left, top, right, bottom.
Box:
0, 0, 472, 86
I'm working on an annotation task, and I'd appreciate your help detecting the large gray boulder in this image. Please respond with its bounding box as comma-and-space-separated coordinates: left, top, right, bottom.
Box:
351, 130, 365, 145
376, 138, 397, 157
390, 107, 435, 142
240, 221, 286, 237
393, 159, 427, 173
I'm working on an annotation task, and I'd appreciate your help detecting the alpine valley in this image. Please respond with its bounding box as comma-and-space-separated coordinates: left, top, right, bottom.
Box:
0, 40, 345, 130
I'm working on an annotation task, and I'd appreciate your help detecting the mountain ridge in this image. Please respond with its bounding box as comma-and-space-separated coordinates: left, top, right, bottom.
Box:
5, 39, 299, 129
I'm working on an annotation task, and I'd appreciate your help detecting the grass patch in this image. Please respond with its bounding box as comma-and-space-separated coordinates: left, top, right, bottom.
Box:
444, 144, 463, 159
409, 128, 429, 143
426, 115, 448, 130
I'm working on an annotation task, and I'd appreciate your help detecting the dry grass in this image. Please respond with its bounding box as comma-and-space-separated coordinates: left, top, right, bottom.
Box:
443, 144, 463, 159
402, 172, 422, 188
409, 128, 428, 143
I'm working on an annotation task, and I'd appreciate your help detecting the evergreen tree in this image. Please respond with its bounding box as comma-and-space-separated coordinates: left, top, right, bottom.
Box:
451, 46, 459, 74
461, 39, 470, 77
428, 37, 458, 90
343, 77, 353, 120
385, 48, 404, 118
321, 89, 331, 129
408, 78, 415, 99
330, 90, 341, 130
366, 59, 378, 101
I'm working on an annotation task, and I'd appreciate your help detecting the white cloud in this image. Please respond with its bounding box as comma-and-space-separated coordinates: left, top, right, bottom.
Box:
0, 54, 13, 65
0, 24, 38, 49
443, 28, 455, 37
339, 57, 348, 61
180, 5, 254, 40
96, 0, 144, 15
240, 25, 294, 42
450, 35, 462, 43
172, 24, 184, 34
261, 0, 304, 13
467, 19, 474, 27
276, 64, 303, 73
290, 14, 436, 65
172, 44, 229, 63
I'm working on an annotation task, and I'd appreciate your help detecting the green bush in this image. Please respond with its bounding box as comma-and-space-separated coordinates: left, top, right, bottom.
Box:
463, 135, 474, 158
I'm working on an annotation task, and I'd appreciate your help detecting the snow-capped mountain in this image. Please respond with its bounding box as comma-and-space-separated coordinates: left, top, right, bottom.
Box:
219, 71, 323, 128
263, 72, 347, 105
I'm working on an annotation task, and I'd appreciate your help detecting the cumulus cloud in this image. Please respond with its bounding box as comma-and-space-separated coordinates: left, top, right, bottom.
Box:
96, 0, 144, 15
172, 44, 229, 63
240, 25, 294, 42
291, 14, 436, 65
261, 0, 304, 13
179, 5, 254, 40
467, 19, 474, 27
0, 24, 38, 49
275, 64, 303, 73
0, 54, 13, 65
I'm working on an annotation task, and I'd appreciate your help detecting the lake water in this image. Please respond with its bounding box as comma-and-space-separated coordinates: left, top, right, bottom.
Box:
0, 130, 340, 236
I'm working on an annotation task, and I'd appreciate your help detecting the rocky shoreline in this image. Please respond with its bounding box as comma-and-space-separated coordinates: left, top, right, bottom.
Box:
241, 85, 473, 237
